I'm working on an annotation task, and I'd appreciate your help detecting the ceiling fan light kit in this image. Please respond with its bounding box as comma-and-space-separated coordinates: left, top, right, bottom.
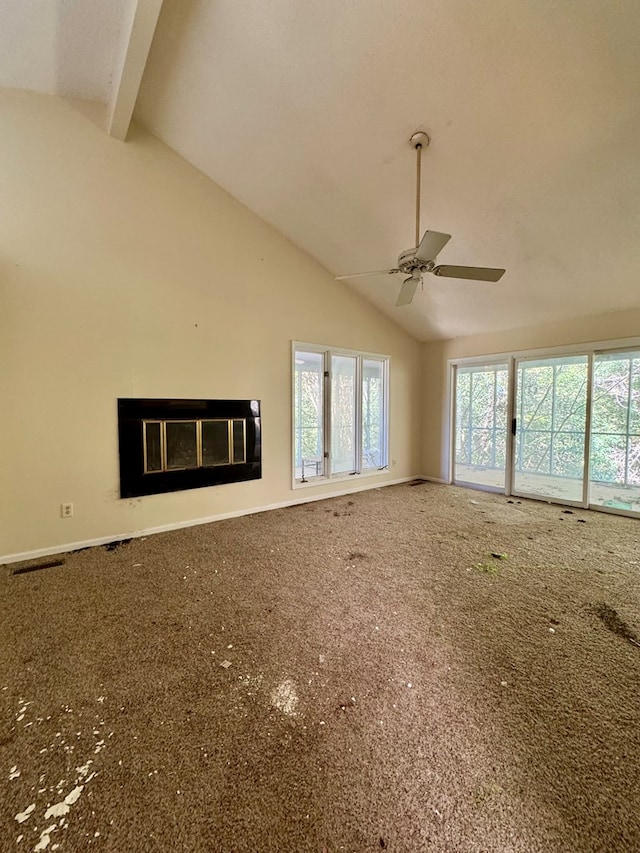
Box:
336, 130, 506, 306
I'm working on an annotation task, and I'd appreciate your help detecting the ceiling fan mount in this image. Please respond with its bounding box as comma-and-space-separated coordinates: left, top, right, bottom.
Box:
335, 130, 505, 307
409, 130, 430, 150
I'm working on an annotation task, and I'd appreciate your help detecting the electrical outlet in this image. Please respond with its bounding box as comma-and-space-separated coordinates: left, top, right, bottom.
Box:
61, 503, 73, 518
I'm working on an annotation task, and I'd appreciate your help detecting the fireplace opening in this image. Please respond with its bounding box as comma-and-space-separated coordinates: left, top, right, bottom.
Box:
119, 399, 261, 498
142, 418, 248, 473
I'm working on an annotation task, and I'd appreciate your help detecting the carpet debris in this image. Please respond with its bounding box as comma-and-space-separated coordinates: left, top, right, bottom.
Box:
473, 562, 498, 574
270, 679, 299, 716
34, 823, 58, 850
103, 538, 131, 552
14, 804, 35, 823
44, 785, 84, 820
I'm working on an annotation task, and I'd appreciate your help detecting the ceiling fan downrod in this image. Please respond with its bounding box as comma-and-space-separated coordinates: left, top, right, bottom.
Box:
410, 131, 429, 248
333, 128, 505, 304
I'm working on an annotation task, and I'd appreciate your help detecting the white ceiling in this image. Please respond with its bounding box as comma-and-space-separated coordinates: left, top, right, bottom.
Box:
0, 0, 131, 101
4, 0, 640, 341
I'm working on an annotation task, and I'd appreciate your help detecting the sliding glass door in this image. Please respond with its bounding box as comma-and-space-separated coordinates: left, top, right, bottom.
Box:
512, 356, 588, 503
452, 348, 640, 515
590, 352, 640, 512
454, 363, 509, 489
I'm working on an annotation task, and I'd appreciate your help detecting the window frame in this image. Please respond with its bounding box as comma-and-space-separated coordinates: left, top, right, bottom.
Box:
291, 341, 390, 488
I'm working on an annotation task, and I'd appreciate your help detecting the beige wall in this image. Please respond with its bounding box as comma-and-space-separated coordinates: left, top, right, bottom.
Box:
421, 308, 640, 480
0, 91, 422, 560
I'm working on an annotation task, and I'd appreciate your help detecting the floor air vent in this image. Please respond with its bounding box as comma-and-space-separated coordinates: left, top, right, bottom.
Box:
12, 559, 65, 576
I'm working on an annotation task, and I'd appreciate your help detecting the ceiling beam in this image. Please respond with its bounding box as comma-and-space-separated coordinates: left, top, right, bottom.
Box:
107, 0, 164, 142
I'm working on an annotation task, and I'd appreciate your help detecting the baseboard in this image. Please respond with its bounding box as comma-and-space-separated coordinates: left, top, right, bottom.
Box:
417, 475, 449, 484
1, 475, 418, 566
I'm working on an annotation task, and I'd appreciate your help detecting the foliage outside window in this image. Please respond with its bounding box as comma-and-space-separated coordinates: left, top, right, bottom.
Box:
455, 365, 508, 471
293, 345, 389, 482
453, 348, 640, 512
515, 358, 588, 480
591, 353, 640, 486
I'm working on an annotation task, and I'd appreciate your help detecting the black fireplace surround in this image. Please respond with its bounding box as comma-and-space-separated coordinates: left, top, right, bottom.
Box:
118, 398, 261, 498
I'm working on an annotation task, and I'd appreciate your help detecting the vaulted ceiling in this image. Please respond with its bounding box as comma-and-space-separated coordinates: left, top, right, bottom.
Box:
3, 0, 640, 341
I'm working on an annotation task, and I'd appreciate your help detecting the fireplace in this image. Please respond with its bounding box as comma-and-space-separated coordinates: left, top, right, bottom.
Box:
118, 399, 261, 498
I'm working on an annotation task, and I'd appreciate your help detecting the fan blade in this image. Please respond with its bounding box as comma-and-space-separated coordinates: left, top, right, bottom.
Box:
395, 277, 420, 307
415, 230, 451, 264
433, 264, 505, 282
335, 269, 400, 280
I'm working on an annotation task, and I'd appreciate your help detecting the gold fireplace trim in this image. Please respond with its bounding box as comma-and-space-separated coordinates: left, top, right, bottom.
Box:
142, 418, 247, 474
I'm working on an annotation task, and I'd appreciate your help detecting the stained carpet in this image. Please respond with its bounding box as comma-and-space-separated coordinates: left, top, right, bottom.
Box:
2, 483, 639, 852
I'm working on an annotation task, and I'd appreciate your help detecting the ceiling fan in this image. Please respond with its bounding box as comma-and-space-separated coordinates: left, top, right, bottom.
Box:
335, 131, 505, 307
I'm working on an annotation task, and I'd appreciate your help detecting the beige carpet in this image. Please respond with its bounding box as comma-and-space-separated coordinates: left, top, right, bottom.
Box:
2, 483, 639, 852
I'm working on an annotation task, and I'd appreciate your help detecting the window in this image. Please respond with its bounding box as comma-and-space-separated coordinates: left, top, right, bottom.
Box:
293, 344, 389, 482
294, 351, 325, 479
331, 354, 357, 474
362, 358, 386, 470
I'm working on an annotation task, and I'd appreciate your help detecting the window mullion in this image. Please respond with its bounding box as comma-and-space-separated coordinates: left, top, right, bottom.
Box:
324, 350, 331, 477
355, 356, 363, 473
625, 357, 633, 487
505, 356, 516, 495
376, 358, 389, 470
582, 354, 594, 507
